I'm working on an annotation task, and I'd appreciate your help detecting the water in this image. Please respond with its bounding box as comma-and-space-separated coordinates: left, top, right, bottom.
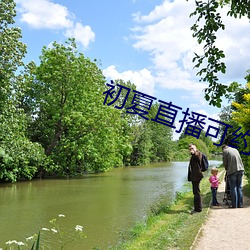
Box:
0, 159, 221, 249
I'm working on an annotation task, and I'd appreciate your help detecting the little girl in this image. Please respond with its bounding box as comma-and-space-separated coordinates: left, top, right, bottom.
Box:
209, 168, 220, 206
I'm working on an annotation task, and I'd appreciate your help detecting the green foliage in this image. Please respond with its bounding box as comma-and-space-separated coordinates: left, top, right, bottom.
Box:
24, 39, 129, 175
171, 148, 190, 161
178, 127, 213, 155
218, 106, 239, 146
230, 75, 250, 177
190, 0, 226, 107
189, 0, 250, 107
218, 72, 250, 178
0, 0, 24, 107
222, 0, 250, 19
104, 80, 174, 166
178, 136, 209, 156
0, 0, 48, 182
146, 103, 174, 162
0, 108, 50, 182
0, 0, 187, 181
124, 102, 173, 166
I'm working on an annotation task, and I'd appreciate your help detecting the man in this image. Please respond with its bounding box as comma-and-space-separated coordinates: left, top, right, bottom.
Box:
188, 143, 204, 214
222, 144, 244, 208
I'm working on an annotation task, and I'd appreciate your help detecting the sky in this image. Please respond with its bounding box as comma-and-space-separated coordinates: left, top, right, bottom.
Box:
14, 0, 250, 140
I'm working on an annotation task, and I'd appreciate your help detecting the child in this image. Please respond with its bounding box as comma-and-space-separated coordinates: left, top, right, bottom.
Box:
209, 168, 220, 206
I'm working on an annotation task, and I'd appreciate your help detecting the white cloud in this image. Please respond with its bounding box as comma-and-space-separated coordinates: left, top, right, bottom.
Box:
103, 65, 155, 96
132, 1, 175, 23
65, 22, 95, 48
131, 0, 199, 88
16, 0, 95, 48
103, 0, 209, 107
214, 7, 250, 81
130, 0, 250, 94
16, 0, 73, 29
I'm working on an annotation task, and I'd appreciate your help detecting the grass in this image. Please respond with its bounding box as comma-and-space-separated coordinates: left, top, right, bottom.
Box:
243, 177, 250, 197
111, 169, 226, 250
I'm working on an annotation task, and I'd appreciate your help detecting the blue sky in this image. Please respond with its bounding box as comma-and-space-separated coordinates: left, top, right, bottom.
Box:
14, 0, 250, 139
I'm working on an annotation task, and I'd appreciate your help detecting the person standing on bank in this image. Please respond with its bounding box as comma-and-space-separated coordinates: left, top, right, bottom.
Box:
188, 143, 204, 214
222, 144, 244, 208
209, 168, 220, 206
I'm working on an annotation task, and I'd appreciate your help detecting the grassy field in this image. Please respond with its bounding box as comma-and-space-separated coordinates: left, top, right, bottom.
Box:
110, 169, 226, 250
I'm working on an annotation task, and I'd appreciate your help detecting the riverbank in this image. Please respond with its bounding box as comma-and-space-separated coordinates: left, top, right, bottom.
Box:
111, 168, 225, 249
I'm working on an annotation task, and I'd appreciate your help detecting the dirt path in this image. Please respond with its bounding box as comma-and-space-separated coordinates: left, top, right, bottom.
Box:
192, 173, 250, 250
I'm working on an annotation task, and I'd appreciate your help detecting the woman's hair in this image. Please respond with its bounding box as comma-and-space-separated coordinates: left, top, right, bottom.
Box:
211, 167, 218, 174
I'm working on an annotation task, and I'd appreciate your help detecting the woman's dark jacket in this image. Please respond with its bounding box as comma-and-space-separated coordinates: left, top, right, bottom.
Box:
188, 150, 204, 182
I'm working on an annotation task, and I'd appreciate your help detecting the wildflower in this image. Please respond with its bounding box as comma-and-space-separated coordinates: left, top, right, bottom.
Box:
51, 228, 58, 233
17, 241, 25, 246
26, 236, 34, 241
42, 227, 50, 231
5, 240, 25, 246
58, 214, 65, 217
75, 225, 83, 232
6, 240, 17, 245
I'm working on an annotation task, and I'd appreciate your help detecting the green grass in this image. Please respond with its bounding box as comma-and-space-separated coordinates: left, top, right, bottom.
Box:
243, 177, 250, 197
111, 171, 225, 250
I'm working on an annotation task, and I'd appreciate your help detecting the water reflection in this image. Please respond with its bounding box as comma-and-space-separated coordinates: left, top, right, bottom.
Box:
0, 159, 221, 249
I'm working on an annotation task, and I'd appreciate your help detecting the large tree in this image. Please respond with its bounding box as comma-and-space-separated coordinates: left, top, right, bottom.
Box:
190, 0, 250, 107
0, 0, 47, 182
24, 39, 129, 175
0, 0, 27, 107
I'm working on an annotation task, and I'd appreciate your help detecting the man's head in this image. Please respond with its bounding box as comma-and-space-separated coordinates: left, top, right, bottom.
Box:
222, 144, 228, 151
188, 143, 197, 155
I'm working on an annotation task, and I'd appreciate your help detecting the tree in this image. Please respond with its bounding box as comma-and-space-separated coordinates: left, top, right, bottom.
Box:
0, 0, 27, 108
126, 107, 173, 165
0, 0, 47, 182
146, 103, 174, 162
216, 72, 250, 176
178, 136, 209, 156
107, 79, 138, 166
178, 126, 214, 152
231, 75, 250, 176
217, 73, 250, 144
190, 0, 250, 107
103, 80, 174, 165
24, 39, 128, 175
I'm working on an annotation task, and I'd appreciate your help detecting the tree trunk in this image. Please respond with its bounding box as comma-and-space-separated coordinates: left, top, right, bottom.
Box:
45, 119, 63, 156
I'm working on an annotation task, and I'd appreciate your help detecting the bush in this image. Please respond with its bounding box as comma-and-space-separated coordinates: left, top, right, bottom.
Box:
178, 137, 209, 155
0, 139, 49, 183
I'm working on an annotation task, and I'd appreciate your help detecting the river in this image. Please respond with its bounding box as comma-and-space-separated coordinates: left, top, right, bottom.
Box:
0, 159, 222, 249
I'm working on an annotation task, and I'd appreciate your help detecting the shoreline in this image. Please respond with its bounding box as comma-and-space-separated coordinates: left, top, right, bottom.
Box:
111, 169, 223, 249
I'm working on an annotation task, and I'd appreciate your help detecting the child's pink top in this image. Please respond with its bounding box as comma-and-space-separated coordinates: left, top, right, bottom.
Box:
209, 175, 219, 188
